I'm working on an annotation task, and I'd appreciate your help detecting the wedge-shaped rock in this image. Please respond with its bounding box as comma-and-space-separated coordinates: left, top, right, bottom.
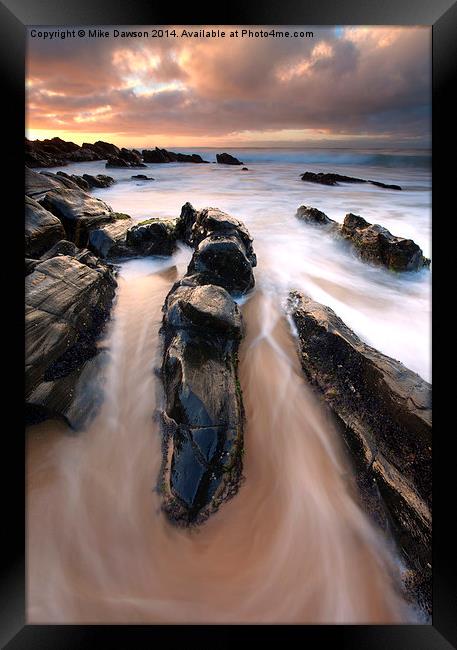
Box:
288, 291, 432, 611
25, 196, 66, 258
26, 255, 116, 428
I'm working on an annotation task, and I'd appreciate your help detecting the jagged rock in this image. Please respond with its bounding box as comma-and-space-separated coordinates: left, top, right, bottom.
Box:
216, 152, 243, 165
175, 202, 198, 246
142, 147, 207, 163
185, 208, 256, 294
82, 173, 115, 188
295, 206, 430, 271
66, 147, 101, 162
159, 207, 255, 525
288, 291, 432, 613
300, 171, 402, 190
25, 196, 66, 258
88, 216, 134, 258
82, 140, 120, 158
25, 255, 117, 428
340, 213, 430, 271
25, 137, 80, 168
106, 154, 146, 169
56, 171, 91, 191
39, 186, 114, 247
125, 219, 177, 256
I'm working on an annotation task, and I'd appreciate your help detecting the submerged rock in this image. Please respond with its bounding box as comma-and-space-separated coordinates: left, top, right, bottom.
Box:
25, 196, 66, 258
26, 255, 117, 428
295, 206, 430, 271
82, 173, 115, 188
159, 207, 256, 525
288, 291, 432, 613
216, 152, 243, 165
131, 174, 154, 181
300, 171, 402, 190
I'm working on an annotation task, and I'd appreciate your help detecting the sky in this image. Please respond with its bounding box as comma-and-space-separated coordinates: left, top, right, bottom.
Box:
26, 26, 431, 149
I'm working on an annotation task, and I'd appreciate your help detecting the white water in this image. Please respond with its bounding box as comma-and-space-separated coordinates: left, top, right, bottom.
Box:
27, 148, 431, 623
62, 147, 431, 380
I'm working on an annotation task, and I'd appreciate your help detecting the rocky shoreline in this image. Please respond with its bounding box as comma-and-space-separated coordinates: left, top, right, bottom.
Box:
287, 291, 432, 614
24, 139, 431, 613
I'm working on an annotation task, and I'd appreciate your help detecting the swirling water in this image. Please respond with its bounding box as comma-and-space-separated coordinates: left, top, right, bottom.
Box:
27, 148, 431, 623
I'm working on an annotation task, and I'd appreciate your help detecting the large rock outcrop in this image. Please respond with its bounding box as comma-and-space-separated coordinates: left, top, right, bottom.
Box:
25, 196, 66, 259
159, 206, 256, 525
300, 171, 402, 190
288, 291, 432, 612
296, 206, 430, 272
26, 254, 117, 428
39, 186, 114, 247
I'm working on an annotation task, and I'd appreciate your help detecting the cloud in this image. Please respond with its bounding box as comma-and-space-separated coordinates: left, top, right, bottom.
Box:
26, 26, 431, 146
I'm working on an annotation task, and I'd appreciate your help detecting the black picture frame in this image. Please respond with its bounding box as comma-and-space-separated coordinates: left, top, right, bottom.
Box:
1, 0, 455, 647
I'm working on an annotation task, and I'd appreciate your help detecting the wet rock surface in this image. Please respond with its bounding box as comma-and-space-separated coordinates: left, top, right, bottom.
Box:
25, 196, 66, 259
287, 291, 432, 613
26, 254, 117, 428
300, 171, 402, 190
125, 219, 178, 256
296, 206, 430, 271
159, 207, 256, 525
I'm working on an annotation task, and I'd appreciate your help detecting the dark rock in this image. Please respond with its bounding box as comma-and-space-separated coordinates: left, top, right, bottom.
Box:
39, 239, 79, 261
106, 154, 146, 168
296, 205, 336, 227
288, 291, 432, 613
25, 196, 66, 258
125, 219, 177, 256
82, 140, 120, 158
39, 186, 113, 247
340, 213, 430, 271
300, 171, 402, 191
295, 206, 430, 272
216, 152, 243, 165
26, 167, 66, 198
131, 174, 154, 181
88, 216, 134, 258
241, 167, 249, 171
175, 202, 198, 246
39, 171, 81, 191
56, 171, 91, 191
66, 147, 101, 162
25, 137, 80, 168
25, 255, 117, 428
158, 208, 256, 525
82, 173, 115, 188
142, 147, 208, 164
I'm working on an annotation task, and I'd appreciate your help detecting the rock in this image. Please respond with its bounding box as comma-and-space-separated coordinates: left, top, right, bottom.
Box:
25, 167, 65, 198
82, 140, 120, 158
340, 213, 430, 271
25, 196, 66, 258
125, 219, 177, 256
39, 186, 113, 247
66, 147, 101, 162
106, 154, 146, 168
175, 202, 198, 246
295, 206, 430, 272
186, 208, 256, 293
131, 174, 154, 181
39, 239, 79, 260
158, 208, 255, 525
25, 137, 80, 168
300, 171, 402, 191
288, 291, 432, 613
142, 147, 208, 163
296, 205, 336, 227
88, 216, 134, 258
216, 152, 243, 165
241, 167, 249, 171
39, 171, 82, 191
56, 171, 91, 191
82, 173, 115, 188
25, 255, 117, 428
